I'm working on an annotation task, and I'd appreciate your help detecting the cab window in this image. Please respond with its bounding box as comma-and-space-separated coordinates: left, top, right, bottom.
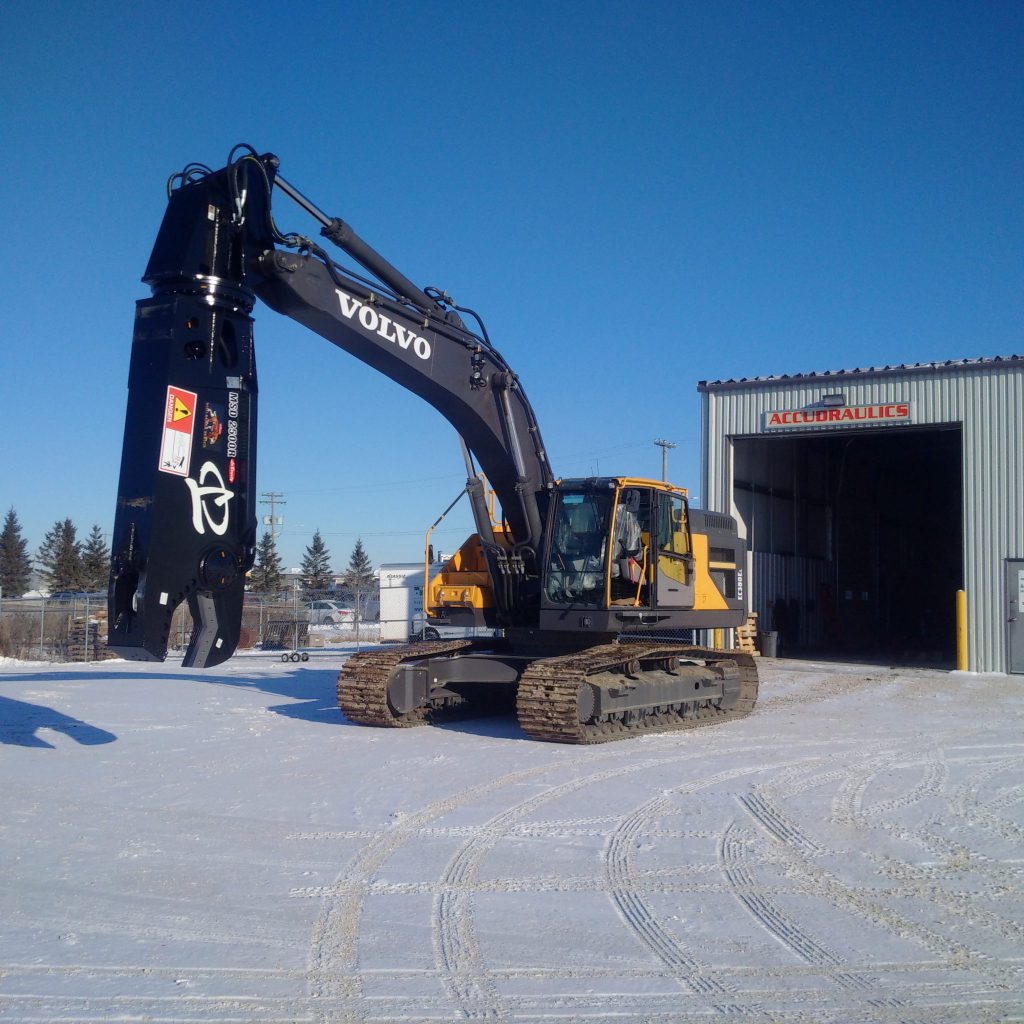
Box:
658, 493, 690, 556
546, 490, 614, 606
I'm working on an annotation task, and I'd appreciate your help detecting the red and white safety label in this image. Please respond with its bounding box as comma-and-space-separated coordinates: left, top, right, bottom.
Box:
158, 385, 198, 477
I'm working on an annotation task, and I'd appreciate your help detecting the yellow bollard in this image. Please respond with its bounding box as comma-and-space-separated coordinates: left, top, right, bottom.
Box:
713, 628, 724, 650
956, 590, 968, 671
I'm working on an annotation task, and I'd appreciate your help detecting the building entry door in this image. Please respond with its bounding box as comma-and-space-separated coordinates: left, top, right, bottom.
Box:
1007, 560, 1024, 675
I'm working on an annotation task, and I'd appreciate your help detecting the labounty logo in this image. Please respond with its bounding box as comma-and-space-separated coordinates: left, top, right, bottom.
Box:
185, 461, 234, 536
335, 288, 432, 361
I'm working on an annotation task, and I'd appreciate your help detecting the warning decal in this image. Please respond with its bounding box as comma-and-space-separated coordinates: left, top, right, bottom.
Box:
158, 385, 198, 477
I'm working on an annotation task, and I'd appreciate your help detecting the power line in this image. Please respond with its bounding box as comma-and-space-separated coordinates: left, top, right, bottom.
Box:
284, 472, 465, 496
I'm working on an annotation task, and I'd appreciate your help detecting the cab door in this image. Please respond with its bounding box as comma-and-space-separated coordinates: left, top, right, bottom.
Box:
655, 491, 695, 609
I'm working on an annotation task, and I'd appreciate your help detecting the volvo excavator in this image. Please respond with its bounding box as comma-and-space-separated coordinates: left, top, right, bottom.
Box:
108, 146, 758, 743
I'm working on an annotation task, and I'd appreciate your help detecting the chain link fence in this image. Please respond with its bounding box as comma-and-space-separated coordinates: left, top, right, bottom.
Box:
0, 590, 752, 664
167, 589, 381, 657
0, 594, 111, 663
0, 587, 381, 664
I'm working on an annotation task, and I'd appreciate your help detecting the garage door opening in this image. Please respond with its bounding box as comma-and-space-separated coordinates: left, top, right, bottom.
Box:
733, 426, 963, 666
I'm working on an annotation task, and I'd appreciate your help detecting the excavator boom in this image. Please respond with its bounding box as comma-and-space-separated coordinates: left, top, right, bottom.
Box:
109, 148, 553, 665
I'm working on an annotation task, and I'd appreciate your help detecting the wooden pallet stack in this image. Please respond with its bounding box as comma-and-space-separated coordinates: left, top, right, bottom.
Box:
68, 616, 118, 661
734, 612, 760, 656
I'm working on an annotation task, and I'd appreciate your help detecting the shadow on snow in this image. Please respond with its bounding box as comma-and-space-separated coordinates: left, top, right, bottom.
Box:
0, 666, 535, 740
0, 694, 118, 748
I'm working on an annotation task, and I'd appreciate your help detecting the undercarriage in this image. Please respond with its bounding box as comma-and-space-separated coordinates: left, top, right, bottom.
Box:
337, 638, 759, 744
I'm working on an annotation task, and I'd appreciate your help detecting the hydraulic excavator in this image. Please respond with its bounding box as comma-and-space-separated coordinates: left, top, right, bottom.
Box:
108, 146, 758, 743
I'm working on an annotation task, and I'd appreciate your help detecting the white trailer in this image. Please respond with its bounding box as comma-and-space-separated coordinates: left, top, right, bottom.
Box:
378, 561, 496, 643
378, 563, 429, 642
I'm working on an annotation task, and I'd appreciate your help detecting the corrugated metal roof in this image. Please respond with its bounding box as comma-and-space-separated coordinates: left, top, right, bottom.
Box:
698, 354, 1024, 392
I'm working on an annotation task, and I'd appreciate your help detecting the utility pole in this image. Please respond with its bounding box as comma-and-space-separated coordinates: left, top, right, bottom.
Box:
654, 438, 676, 482
260, 491, 287, 542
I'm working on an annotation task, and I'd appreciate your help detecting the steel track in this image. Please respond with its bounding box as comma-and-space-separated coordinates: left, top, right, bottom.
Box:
337, 640, 759, 743
337, 639, 489, 728
516, 644, 759, 744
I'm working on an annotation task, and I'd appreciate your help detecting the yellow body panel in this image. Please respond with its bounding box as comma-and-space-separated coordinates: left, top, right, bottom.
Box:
691, 532, 730, 610
427, 533, 496, 617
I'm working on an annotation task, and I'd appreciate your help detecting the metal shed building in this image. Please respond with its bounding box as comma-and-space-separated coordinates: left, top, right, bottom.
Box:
699, 356, 1024, 674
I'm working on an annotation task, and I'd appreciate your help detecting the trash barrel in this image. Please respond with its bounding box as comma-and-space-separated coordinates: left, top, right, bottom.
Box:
759, 630, 778, 658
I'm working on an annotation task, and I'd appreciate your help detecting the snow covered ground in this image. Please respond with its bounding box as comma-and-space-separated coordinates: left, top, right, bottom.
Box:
0, 651, 1021, 1022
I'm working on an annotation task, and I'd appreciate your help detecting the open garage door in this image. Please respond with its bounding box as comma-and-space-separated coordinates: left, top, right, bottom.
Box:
733, 426, 963, 666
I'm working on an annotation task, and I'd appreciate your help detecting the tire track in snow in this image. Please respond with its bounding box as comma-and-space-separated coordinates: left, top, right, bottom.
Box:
425, 752, 834, 1018
303, 681, 1020, 1021
722, 816, 983, 1024
834, 751, 1024, 950
946, 756, 1024, 846
763, 770, 1013, 978
722, 747, 1024, 1020
306, 754, 602, 1018
832, 746, 1024, 890
598, 749, 888, 1003
605, 794, 737, 1004
719, 822, 872, 992
600, 761, 811, 1014
307, 740, 751, 1021
3, 963, 1019, 1023
431, 756, 698, 1019
737, 791, 824, 856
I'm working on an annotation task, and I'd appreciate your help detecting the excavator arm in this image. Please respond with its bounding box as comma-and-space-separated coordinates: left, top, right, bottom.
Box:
108, 147, 553, 667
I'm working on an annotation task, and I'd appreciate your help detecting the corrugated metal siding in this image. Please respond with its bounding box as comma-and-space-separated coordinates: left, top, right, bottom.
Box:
700, 363, 1024, 673
959, 368, 1024, 674
752, 553, 832, 648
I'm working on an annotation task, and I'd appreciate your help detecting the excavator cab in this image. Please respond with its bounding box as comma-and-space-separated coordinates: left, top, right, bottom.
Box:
538, 478, 744, 636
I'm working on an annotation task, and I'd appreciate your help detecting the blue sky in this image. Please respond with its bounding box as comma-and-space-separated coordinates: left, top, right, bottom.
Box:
1, 1, 1020, 572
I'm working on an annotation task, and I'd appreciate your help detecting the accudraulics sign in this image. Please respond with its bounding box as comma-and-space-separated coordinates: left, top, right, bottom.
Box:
764, 402, 912, 430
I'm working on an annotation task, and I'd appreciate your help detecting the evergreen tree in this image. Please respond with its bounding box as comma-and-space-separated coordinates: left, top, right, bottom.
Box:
249, 530, 284, 594
37, 518, 83, 592
300, 529, 333, 596
0, 507, 32, 597
80, 524, 110, 591
344, 538, 375, 617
